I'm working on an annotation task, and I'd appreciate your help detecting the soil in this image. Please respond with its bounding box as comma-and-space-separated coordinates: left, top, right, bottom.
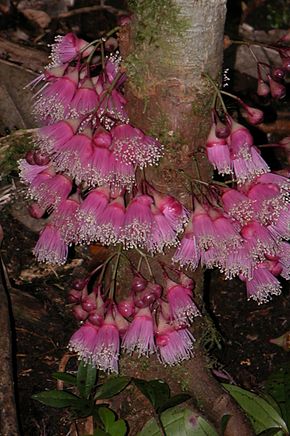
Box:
0, 1, 289, 435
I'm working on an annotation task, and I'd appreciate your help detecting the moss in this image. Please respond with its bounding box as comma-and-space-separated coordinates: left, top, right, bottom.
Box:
124, 0, 189, 97
0, 130, 33, 176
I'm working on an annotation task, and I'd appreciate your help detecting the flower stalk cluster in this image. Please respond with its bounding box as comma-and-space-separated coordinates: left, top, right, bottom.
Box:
19, 31, 290, 372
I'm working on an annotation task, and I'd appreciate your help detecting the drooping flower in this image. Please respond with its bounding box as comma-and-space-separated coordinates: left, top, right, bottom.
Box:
221, 188, 255, 225
245, 265, 282, 304
97, 196, 126, 245
241, 220, 278, 260
67, 78, 99, 118
92, 311, 120, 373
33, 119, 79, 155
155, 314, 195, 366
49, 33, 93, 66
53, 128, 94, 184
146, 205, 179, 253
121, 194, 154, 248
51, 195, 80, 243
68, 322, 99, 364
172, 217, 200, 269
33, 68, 79, 123
76, 187, 110, 244
29, 173, 73, 210
111, 124, 163, 168
34, 224, 68, 265
206, 123, 232, 175
151, 189, 188, 233
122, 307, 155, 356
165, 278, 200, 326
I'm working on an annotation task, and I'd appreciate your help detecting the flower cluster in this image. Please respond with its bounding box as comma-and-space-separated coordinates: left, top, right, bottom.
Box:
175, 116, 290, 304
19, 33, 167, 263
68, 273, 199, 372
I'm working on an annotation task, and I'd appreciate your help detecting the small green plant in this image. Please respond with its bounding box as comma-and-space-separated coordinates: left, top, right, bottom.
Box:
32, 362, 129, 435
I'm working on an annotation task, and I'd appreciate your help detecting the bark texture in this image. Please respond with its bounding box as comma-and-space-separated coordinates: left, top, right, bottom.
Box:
0, 257, 20, 436
119, 1, 255, 434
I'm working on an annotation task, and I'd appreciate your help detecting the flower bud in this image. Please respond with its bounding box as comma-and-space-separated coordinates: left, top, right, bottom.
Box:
88, 310, 104, 326
269, 332, 290, 351
117, 295, 135, 318
268, 75, 286, 99
28, 203, 46, 219
131, 275, 147, 292
81, 292, 97, 312
281, 57, 290, 72
25, 150, 36, 165
257, 79, 270, 97
241, 104, 264, 125
67, 289, 82, 304
71, 278, 87, 290
271, 67, 285, 81
33, 150, 50, 166
72, 304, 88, 321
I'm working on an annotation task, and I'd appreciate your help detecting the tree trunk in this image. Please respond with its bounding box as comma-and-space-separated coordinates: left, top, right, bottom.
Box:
119, 1, 255, 434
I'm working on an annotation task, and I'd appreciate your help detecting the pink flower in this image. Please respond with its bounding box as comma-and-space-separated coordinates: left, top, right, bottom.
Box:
51, 196, 80, 243
151, 189, 188, 233
277, 241, 290, 280
191, 201, 216, 249
109, 154, 136, 189
146, 205, 178, 253
33, 69, 79, 122
68, 322, 99, 364
34, 119, 79, 154
122, 307, 155, 356
268, 204, 290, 240
98, 196, 126, 245
34, 224, 68, 265
155, 315, 195, 366
166, 279, 200, 325
68, 79, 99, 117
206, 124, 232, 175
30, 173, 73, 209
49, 33, 93, 66
53, 129, 94, 184
221, 188, 254, 225
232, 147, 270, 185
172, 217, 200, 269
92, 312, 120, 373
97, 89, 129, 127
247, 182, 286, 225
76, 187, 110, 243
241, 220, 278, 260
18, 160, 51, 185
111, 124, 163, 168
228, 119, 253, 159
245, 265, 282, 304
219, 245, 254, 280
211, 213, 242, 249
121, 194, 154, 248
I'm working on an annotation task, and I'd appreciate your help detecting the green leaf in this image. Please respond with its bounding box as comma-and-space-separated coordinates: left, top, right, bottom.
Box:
266, 365, 290, 430
107, 419, 127, 436
93, 430, 110, 436
95, 376, 131, 400
99, 407, 116, 429
223, 384, 289, 434
158, 394, 191, 413
71, 399, 95, 418
220, 414, 231, 435
133, 379, 170, 410
139, 407, 218, 436
52, 372, 77, 385
77, 361, 97, 399
32, 390, 80, 408
257, 429, 285, 436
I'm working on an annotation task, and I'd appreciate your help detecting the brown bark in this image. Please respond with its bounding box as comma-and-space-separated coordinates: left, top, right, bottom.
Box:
119, 1, 255, 434
0, 256, 20, 436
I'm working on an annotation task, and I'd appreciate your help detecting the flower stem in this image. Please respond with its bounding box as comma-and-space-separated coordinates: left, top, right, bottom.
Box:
109, 244, 122, 299
203, 72, 228, 114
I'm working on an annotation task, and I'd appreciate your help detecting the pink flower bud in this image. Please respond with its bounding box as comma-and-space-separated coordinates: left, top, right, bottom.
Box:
28, 203, 46, 219
257, 79, 270, 97
281, 57, 290, 72
271, 67, 285, 81
131, 275, 147, 292
71, 278, 87, 291
82, 292, 97, 312
104, 37, 118, 52
33, 150, 50, 166
25, 150, 36, 165
88, 311, 104, 326
93, 129, 112, 148
117, 295, 135, 318
268, 75, 286, 99
67, 289, 82, 304
72, 304, 88, 321
241, 104, 264, 125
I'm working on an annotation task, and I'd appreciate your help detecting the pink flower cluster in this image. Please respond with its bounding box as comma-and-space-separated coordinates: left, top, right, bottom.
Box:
68, 273, 199, 372
175, 118, 290, 304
